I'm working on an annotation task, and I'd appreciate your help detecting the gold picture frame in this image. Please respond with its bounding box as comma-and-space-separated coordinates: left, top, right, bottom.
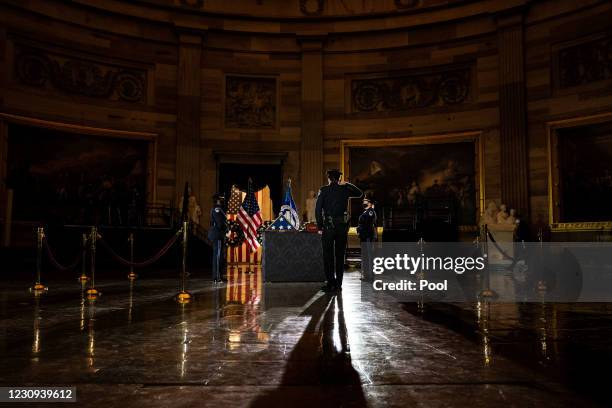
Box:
0, 113, 158, 204
547, 112, 612, 232
340, 131, 485, 228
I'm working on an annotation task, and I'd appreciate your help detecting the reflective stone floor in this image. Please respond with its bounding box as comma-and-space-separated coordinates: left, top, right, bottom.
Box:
0, 267, 603, 407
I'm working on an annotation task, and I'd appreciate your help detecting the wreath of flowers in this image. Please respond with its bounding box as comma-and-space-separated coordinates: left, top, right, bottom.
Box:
225, 220, 245, 247
256, 221, 272, 244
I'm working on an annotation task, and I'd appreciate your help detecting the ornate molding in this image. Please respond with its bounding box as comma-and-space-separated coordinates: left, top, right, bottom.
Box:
550, 222, 612, 232
15, 45, 147, 104
350, 66, 471, 113
556, 34, 612, 89
394, 0, 420, 10
179, 0, 204, 7
300, 0, 324, 16
224, 75, 277, 129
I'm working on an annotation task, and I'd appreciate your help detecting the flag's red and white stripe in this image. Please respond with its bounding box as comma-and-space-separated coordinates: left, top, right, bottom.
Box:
226, 265, 261, 305
238, 208, 262, 252
227, 190, 263, 264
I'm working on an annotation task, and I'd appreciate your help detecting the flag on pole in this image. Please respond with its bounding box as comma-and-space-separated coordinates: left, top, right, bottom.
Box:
227, 185, 242, 217
237, 179, 262, 252
279, 178, 300, 229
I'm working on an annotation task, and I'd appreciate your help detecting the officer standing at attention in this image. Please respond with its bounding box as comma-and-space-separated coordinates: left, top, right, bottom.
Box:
207, 193, 228, 283
357, 197, 377, 282
316, 169, 363, 292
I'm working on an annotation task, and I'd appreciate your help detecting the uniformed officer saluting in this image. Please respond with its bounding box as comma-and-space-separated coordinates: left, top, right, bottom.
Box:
315, 169, 363, 292
207, 193, 228, 283
357, 197, 377, 282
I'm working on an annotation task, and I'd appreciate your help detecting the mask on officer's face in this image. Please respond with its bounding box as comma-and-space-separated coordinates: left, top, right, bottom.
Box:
363, 203, 369, 208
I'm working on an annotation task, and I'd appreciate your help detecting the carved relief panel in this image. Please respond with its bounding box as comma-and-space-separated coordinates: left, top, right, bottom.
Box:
554, 34, 612, 91
14, 44, 147, 104
224, 75, 277, 129
348, 65, 472, 114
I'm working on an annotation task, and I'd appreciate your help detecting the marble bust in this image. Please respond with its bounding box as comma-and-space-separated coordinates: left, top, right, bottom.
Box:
306, 190, 317, 222
496, 204, 509, 224
481, 201, 499, 225
506, 208, 518, 225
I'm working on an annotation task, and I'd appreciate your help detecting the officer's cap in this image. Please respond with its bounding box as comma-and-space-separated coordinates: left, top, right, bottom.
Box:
212, 193, 225, 200
326, 168, 343, 179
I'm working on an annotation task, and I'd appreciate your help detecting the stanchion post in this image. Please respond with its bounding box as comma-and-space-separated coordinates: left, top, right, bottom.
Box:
127, 233, 137, 280
536, 227, 547, 293
176, 221, 192, 304
474, 233, 482, 281
417, 237, 425, 313
31, 227, 48, 294
479, 224, 497, 298
79, 233, 89, 283
86, 227, 99, 301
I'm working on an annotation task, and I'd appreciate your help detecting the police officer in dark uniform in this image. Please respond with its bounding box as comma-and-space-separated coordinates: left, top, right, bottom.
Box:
207, 193, 228, 283
357, 197, 377, 282
316, 169, 363, 292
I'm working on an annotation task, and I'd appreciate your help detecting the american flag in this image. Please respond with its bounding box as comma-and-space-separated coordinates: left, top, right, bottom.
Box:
237, 179, 262, 252
227, 185, 242, 216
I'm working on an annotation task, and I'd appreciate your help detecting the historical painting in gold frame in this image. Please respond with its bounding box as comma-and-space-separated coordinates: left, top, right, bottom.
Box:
547, 112, 612, 231
340, 132, 484, 229
0, 113, 158, 224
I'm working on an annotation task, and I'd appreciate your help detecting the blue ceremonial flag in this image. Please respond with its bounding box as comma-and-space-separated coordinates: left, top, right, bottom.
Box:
267, 214, 295, 231
279, 178, 300, 229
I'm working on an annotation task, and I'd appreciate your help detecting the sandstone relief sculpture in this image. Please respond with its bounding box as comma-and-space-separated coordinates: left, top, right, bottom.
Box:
225, 75, 277, 129
15, 45, 146, 103
351, 67, 470, 113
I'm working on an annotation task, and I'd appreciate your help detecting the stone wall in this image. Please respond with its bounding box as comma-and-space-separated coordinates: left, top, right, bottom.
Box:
0, 0, 611, 235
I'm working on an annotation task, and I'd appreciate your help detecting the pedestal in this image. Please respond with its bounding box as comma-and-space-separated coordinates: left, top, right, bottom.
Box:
262, 231, 325, 282
487, 224, 516, 264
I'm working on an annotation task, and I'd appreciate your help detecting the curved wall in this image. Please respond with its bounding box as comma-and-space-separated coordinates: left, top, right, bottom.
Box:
1, 0, 611, 233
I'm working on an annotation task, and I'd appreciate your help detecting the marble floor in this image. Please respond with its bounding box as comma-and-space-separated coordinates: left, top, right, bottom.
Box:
0, 267, 603, 407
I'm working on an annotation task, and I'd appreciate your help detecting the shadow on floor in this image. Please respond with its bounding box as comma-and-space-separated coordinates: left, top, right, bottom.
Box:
250, 292, 367, 407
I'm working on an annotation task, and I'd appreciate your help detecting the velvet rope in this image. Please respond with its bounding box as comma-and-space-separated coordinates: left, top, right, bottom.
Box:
43, 238, 83, 271
96, 230, 181, 268
486, 230, 516, 262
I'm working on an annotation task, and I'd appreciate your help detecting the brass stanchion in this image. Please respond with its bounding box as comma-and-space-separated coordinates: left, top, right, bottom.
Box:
127, 233, 137, 280
474, 234, 482, 283
30, 227, 48, 294
477, 300, 492, 365
417, 237, 425, 313
128, 279, 134, 324
78, 233, 89, 283
86, 227, 100, 301
478, 224, 497, 298
535, 227, 547, 293
176, 221, 192, 304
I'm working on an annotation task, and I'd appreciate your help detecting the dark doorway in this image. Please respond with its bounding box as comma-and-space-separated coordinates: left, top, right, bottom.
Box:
218, 162, 283, 215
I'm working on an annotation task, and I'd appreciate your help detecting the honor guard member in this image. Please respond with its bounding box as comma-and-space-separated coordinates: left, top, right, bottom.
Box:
316, 169, 363, 292
357, 198, 377, 282
207, 193, 228, 283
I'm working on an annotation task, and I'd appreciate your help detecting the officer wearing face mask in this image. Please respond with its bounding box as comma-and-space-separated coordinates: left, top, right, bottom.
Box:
357, 197, 377, 282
